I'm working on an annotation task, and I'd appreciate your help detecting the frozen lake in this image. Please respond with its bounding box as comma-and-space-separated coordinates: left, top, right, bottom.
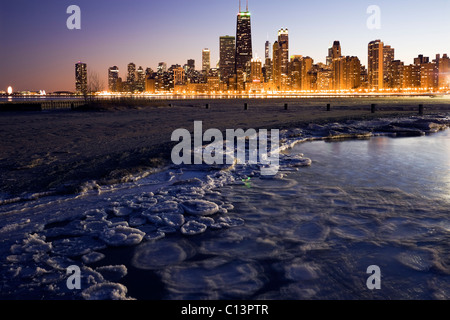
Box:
0, 117, 449, 300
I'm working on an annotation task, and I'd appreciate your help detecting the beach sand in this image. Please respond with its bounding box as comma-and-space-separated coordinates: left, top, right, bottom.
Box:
1, 97, 450, 197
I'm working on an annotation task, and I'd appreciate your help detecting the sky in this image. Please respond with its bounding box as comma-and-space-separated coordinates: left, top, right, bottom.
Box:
0, 0, 449, 92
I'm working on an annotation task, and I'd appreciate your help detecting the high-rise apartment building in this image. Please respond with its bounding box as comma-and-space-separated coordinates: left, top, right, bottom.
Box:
403, 64, 421, 89
235, 2, 253, 77
414, 55, 429, 66
108, 66, 119, 92
219, 36, 235, 82
387, 60, 404, 89
368, 40, 384, 90
420, 62, 438, 90
202, 48, 211, 74
438, 54, 450, 89
75, 61, 87, 94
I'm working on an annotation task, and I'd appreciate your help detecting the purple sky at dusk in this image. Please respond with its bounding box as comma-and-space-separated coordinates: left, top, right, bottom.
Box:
0, 0, 449, 92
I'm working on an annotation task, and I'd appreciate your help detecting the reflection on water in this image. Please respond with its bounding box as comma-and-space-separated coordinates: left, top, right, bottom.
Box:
293, 130, 450, 202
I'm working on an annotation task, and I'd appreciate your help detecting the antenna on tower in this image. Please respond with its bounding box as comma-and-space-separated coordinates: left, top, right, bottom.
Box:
239, 0, 241, 12
246, 0, 248, 11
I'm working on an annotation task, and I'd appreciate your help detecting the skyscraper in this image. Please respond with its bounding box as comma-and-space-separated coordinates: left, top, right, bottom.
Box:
278, 29, 289, 77
187, 59, 195, 71
136, 66, 145, 92
331, 41, 342, 59
75, 61, 87, 94
438, 54, 450, 89
383, 45, 395, 83
108, 66, 119, 92
127, 62, 136, 91
327, 41, 341, 66
202, 49, 211, 74
265, 40, 271, 60
250, 57, 262, 82
219, 36, 235, 82
368, 40, 384, 90
289, 56, 302, 90
235, 0, 253, 77
343, 56, 362, 90
272, 41, 281, 90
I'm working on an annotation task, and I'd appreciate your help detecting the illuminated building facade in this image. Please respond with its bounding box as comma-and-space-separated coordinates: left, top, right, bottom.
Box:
383, 45, 395, 84
420, 62, 438, 90
235, 2, 253, 79
127, 62, 136, 92
250, 57, 262, 82
75, 62, 87, 94
108, 66, 119, 92
202, 49, 211, 74
368, 40, 384, 90
219, 36, 235, 83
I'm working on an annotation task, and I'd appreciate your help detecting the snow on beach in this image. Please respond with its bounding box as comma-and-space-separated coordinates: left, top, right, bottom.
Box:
0, 114, 449, 300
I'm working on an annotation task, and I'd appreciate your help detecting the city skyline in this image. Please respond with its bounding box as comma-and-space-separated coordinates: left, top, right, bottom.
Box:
1, 0, 449, 92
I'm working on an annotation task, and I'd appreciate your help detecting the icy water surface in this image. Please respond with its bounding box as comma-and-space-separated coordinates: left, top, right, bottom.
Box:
0, 118, 449, 300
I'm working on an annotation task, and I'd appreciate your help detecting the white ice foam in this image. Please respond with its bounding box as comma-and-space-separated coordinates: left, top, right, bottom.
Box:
96, 265, 128, 282
81, 282, 131, 300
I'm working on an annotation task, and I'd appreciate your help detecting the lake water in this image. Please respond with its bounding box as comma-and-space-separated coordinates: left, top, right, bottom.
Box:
0, 125, 449, 300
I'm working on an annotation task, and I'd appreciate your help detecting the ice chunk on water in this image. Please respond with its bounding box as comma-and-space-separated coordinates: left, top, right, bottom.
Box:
180, 200, 219, 216
161, 213, 185, 228
100, 226, 145, 246
81, 282, 131, 300
128, 214, 147, 227
161, 259, 264, 299
53, 236, 107, 257
19, 234, 52, 254
181, 221, 207, 236
132, 239, 196, 270
282, 154, 312, 167
109, 206, 133, 217
144, 230, 165, 241
82, 252, 106, 265
146, 201, 182, 214
96, 265, 128, 282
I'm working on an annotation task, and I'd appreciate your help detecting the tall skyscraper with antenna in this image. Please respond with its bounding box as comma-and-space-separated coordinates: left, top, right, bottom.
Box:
235, 0, 253, 78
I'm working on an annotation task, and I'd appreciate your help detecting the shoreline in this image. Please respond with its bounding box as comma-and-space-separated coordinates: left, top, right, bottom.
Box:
1, 98, 450, 200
